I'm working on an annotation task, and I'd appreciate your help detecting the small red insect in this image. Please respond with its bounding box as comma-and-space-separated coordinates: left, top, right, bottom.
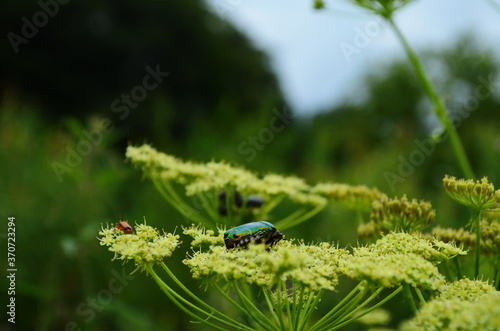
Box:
115, 221, 134, 233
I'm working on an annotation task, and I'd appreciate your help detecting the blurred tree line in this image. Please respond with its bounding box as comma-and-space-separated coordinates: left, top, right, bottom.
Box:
1, 0, 499, 330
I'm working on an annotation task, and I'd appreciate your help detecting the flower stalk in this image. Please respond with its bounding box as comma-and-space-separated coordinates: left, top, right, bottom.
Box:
386, 16, 474, 180
470, 209, 481, 277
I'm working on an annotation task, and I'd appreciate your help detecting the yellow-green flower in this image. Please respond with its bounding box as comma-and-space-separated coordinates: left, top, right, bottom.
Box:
183, 224, 224, 248
443, 175, 500, 211
370, 195, 435, 232
346, 253, 445, 289
432, 219, 500, 255
345, 233, 465, 289
183, 230, 349, 291
436, 278, 497, 302
312, 183, 385, 212
401, 278, 500, 331
126, 144, 326, 207
98, 222, 180, 266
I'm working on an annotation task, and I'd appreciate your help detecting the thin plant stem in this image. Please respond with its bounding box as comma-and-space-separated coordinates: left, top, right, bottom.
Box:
323, 286, 403, 331
152, 179, 210, 227
159, 263, 253, 331
235, 282, 276, 331
273, 209, 306, 229
262, 287, 283, 330
403, 283, 418, 314
146, 264, 234, 330
472, 209, 482, 277
308, 282, 366, 331
297, 288, 323, 331
257, 195, 286, 218
355, 211, 365, 228
329, 286, 384, 327
276, 281, 287, 330
213, 282, 246, 313
323, 291, 366, 326
414, 287, 426, 305
387, 16, 475, 180
276, 204, 325, 230
454, 257, 462, 279
292, 284, 305, 331
281, 281, 294, 330
494, 257, 500, 291
438, 261, 452, 282
196, 191, 219, 223
161, 180, 209, 224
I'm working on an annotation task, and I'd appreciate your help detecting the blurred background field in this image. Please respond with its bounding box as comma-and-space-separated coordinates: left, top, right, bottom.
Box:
1, 1, 500, 330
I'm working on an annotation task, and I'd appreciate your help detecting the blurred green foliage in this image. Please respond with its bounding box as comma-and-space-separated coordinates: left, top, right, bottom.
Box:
1, 1, 500, 330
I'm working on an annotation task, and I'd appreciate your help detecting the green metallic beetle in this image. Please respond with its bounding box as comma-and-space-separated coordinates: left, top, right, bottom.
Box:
224, 221, 283, 249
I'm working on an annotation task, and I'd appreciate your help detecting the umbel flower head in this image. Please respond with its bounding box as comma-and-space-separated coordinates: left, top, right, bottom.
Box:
443, 175, 500, 211
98, 222, 180, 267
370, 195, 435, 233
126, 144, 326, 207
182, 225, 349, 291
312, 183, 386, 212
345, 232, 465, 289
432, 219, 500, 255
183, 224, 224, 248
401, 278, 500, 331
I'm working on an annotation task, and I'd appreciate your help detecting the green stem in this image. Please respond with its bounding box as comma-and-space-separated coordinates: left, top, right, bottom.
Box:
292, 284, 304, 331
414, 287, 426, 305
297, 288, 323, 331
355, 211, 365, 228
387, 16, 475, 180
282, 281, 294, 330
329, 286, 385, 327
152, 179, 211, 227
213, 282, 246, 313
494, 257, 500, 291
437, 262, 450, 282
275, 204, 325, 230
453, 257, 462, 279
196, 191, 219, 223
308, 282, 367, 331
258, 195, 286, 218
324, 286, 403, 331
159, 263, 253, 331
276, 281, 287, 330
403, 283, 418, 314
262, 287, 282, 330
273, 209, 306, 229
145, 264, 232, 330
235, 282, 276, 331
472, 209, 482, 277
